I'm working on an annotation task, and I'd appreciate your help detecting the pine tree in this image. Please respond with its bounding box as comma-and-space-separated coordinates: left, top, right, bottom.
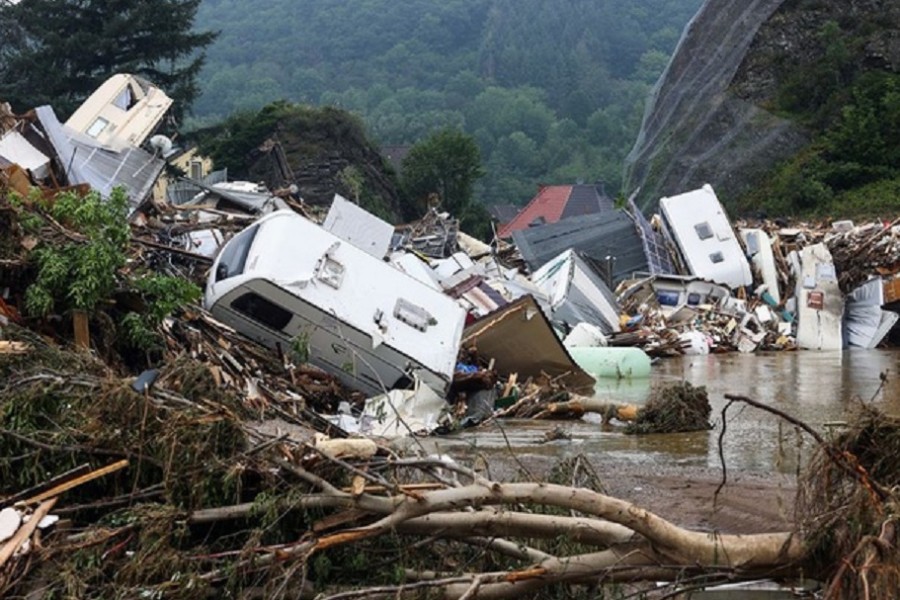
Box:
0, 0, 216, 120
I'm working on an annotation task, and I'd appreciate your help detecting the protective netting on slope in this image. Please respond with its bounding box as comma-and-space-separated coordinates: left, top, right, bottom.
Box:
623, 0, 799, 211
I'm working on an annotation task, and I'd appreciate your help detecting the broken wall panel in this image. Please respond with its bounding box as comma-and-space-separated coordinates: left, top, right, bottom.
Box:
461, 295, 595, 393
530, 249, 621, 335
0, 131, 51, 180
795, 243, 843, 350
741, 228, 781, 303
843, 278, 899, 348
323, 193, 394, 259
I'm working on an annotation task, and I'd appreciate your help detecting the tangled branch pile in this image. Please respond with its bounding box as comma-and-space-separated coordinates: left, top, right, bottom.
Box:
625, 381, 712, 434
798, 406, 900, 599
1, 329, 809, 599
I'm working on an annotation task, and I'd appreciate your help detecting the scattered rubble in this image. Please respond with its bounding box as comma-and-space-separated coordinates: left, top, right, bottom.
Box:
4, 72, 900, 599
3, 73, 900, 440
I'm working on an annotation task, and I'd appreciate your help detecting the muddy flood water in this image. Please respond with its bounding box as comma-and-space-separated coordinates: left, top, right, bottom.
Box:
430, 350, 900, 477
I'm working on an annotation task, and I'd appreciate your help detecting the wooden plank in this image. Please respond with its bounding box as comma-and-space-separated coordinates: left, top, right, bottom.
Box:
0, 498, 57, 569
16, 460, 129, 506
72, 310, 90, 350
0, 341, 29, 354
1, 464, 90, 509
883, 276, 900, 304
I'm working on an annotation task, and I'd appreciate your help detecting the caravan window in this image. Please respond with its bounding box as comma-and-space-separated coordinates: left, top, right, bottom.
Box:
709, 251, 724, 264
231, 292, 292, 331
694, 222, 713, 240
215, 224, 260, 282
86, 117, 109, 138
656, 290, 680, 307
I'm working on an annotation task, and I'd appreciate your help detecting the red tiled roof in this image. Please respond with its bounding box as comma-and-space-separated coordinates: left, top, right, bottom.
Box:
497, 185, 572, 238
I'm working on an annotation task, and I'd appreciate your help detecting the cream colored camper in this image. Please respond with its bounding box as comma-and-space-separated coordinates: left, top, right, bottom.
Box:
65, 74, 172, 150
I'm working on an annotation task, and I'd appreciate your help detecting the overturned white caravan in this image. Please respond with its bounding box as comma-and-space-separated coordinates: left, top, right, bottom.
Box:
204, 209, 467, 397
65, 74, 173, 151
659, 184, 752, 290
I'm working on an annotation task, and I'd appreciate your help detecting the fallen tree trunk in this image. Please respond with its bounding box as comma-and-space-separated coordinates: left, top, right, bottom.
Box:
2, 325, 896, 599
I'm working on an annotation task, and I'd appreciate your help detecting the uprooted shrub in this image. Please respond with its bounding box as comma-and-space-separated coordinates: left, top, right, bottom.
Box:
6, 187, 200, 359
625, 381, 712, 434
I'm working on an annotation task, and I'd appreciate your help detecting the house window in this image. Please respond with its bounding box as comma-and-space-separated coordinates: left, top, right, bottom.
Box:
694, 222, 713, 240
231, 292, 292, 331
709, 251, 725, 264
86, 117, 109, 138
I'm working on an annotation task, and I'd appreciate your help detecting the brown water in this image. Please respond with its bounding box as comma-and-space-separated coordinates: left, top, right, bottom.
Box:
430, 350, 900, 475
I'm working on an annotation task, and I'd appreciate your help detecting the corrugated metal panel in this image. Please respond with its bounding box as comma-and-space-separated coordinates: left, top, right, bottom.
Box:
629, 196, 675, 275
35, 105, 163, 213
323, 194, 394, 259
167, 169, 230, 205
512, 210, 649, 285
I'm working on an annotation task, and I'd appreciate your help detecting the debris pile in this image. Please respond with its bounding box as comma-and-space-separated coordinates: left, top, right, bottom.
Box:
4, 70, 900, 443
797, 405, 900, 598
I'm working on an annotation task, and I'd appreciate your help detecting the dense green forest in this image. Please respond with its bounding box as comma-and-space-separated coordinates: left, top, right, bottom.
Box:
191, 0, 703, 208
751, 23, 900, 218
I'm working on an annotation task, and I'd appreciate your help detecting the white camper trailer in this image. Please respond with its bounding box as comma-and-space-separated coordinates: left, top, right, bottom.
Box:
659, 184, 752, 289
204, 210, 467, 397
529, 249, 622, 335
65, 74, 173, 151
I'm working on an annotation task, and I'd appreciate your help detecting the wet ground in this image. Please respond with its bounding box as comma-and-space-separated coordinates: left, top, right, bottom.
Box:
424, 349, 900, 533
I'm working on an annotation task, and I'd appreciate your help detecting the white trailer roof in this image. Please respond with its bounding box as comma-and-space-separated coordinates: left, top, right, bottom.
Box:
210, 210, 466, 378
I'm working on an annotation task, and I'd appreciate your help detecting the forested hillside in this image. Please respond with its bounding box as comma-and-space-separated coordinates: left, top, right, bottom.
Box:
192, 0, 702, 207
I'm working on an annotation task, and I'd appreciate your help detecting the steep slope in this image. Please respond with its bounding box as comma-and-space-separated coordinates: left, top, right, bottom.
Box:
625, 0, 900, 214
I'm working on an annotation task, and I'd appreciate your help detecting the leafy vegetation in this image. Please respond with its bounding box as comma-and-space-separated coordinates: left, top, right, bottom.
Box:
12, 188, 200, 353
20, 188, 132, 318
751, 41, 900, 218
190, 0, 703, 207
401, 128, 491, 239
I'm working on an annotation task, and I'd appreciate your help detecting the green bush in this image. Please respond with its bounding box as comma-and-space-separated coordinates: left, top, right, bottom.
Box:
17, 187, 200, 351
